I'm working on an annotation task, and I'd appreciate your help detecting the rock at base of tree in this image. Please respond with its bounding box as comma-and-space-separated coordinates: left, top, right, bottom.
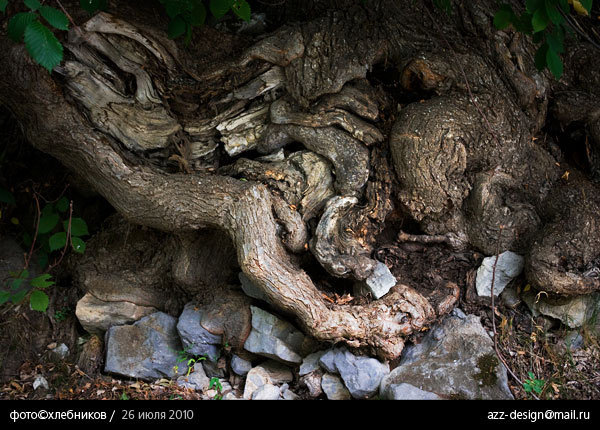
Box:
75, 293, 157, 334
231, 354, 253, 376
318, 347, 389, 399
243, 306, 311, 365
176, 302, 222, 360
380, 382, 442, 400
300, 370, 323, 398
176, 363, 210, 392
476, 251, 524, 298
523, 291, 600, 329
104, 312, 182, 381
380, 310, 513, 400
353, 261, 396, 299
321, 373, 351, 400
299, 350, 327, 376
251, 383, 282, 400
242, 360, 293, 399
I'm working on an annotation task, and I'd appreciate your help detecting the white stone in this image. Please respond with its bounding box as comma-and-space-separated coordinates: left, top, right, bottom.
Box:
476, 251, 524, 297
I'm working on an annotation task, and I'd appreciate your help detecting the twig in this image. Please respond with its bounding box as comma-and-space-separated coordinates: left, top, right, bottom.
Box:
46, 200, 72, 272
559, 8, 600, 52
490, 225, 540, 400
23, 192, 41, 271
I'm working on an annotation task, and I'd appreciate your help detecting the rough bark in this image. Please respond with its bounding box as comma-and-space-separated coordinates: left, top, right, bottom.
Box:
1, 0, 599, 360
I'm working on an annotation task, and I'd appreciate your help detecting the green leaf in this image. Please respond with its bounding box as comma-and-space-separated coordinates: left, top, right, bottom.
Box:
189, 2, 207, 26
24, 0, 41, 11
0, 291, 10, 305
79, 0, 107, 14
232, 0, 251, 22
7, 12, 37, 42
10, 289, 28, 304
38, 213, 59, 234
40, 6, 69, 30
41, 203, 55, 217
558, 0, 570, 13
493, 5, 514, 30
56, 197, 69, 213
545, 1, 564, 25
30, 290, 49, 312
49, 231, 67, 251
210, 0, 235, 19
24, 20, 64, 73
168, 15, 187, 39
37, 252, 48, 270
526, 0, 544, 13
534, 43, 549, 71
580, 0, 593, 13
0, 0, 8, 14
546, 47, 563, 79
0, 188, 15, 204
546, 27, 565, 53
532, 7, 549, 32
71, 237, 86, 254
30, 274, 55, 289
514, 12, 534, 33
65, 217, 89, 237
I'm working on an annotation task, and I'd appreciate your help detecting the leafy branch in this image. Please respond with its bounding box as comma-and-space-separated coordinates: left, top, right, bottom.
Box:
493, 0, 595, 79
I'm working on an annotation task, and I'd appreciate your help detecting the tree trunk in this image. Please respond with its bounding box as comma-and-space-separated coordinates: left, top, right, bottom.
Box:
1, 0, 599, 360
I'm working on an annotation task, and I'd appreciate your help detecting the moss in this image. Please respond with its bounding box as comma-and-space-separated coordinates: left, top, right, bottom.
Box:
473, 353, 499, 387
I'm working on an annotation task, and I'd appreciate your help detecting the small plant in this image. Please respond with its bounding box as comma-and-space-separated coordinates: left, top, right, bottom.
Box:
172, 345, 207, 376
209, 376, 223, 400
1, 0, 70, 72
158, 0, 251, 44
0, 270, 55, 311
523, 372, 546, 396
120, 392, 130, 400
54, 307, 71, 321
0, 191, 89, 313
493, 0, 594, 79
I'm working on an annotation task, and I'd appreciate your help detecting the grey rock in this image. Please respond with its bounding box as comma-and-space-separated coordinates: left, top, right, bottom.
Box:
354, 261, 396, 299
33, 375, 49, 390
243, 306, 308, 365
252, 383, 281, 400
231, 354, 253, 376
222, 392, 244, 400
201, 359, 227, 379
476, 251, 524, 297
243, 360, 293, 399
176, 363, 210, 391
318, 348, 389, 399
318, 350, 338, 373
300, 370, 323, 398
76, 293, 157, 334
104, 312, 182, 380
321, 373, 351, 400
563, 331, 585, 351
50, 343, 69, 360
238, 272, 271, 304
281, 388, 300, 400
382, 383, 442, 400
500, 285, 521, 309
299, 350, 326, 376
523, 291, 599, 328
380, 313, 514, 400
176, 302, 222, 360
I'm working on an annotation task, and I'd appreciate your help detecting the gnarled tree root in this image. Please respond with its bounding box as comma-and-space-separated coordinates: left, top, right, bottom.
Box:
0, 38, 448, 360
